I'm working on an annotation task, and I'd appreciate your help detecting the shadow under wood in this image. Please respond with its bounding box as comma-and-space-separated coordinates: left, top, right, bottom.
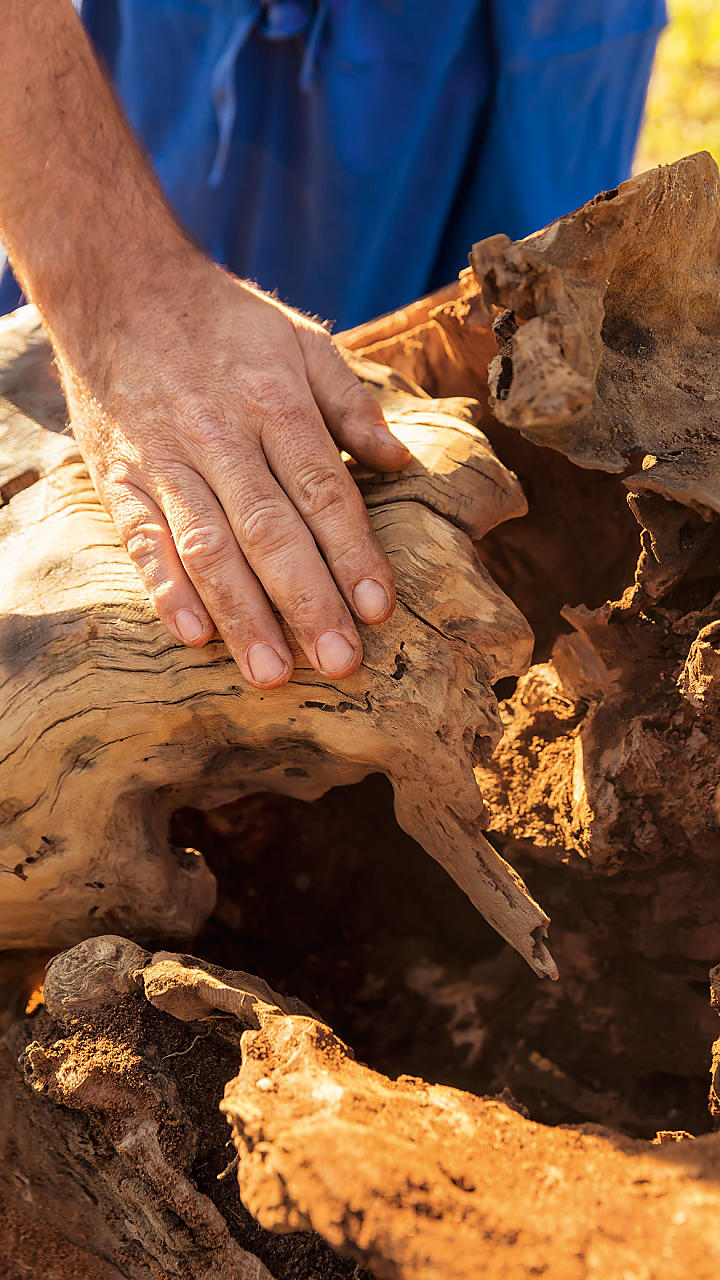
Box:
476, 419, 641, 661
172, 775, 717, 1141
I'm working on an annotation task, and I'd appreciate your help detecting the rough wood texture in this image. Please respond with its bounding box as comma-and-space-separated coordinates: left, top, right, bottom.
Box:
4, 153, 720, 1280
342, 269, 497, 403
471, 151, 720, 514
348, 152, 720, 893
227, 1005, 720, 1280
463, 157, 720, 880
5, 936, 720, 1280
346, 154, 720, 1143
0, 304, 557, 979
0, 936, 340, 1280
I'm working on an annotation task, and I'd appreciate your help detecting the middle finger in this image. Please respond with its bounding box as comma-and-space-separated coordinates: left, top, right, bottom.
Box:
260, 390, 397, 627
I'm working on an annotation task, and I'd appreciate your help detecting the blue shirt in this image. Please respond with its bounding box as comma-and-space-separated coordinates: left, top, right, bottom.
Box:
0, 0, 666, 328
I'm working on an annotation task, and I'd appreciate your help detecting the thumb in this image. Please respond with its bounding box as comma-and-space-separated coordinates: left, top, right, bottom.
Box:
297, 326, 412, 472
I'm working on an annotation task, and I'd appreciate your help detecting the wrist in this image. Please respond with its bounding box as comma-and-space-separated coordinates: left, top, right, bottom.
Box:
53, 221, 214, 401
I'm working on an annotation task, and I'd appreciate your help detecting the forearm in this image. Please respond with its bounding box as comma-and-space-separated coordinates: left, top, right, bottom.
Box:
0, 0, 189, 371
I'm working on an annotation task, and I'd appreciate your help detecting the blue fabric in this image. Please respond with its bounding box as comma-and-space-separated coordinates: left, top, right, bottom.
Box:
0, 0, 666, 328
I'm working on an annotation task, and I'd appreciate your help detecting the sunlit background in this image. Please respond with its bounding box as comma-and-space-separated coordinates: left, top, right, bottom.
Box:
635, 0, 720, 172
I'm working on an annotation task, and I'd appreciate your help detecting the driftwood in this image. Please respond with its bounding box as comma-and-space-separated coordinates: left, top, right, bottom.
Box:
3, 935, 720, 1280
0, 304, 558, 981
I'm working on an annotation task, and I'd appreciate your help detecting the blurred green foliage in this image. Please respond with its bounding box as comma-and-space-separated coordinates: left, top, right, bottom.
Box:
635, 0, 720, 172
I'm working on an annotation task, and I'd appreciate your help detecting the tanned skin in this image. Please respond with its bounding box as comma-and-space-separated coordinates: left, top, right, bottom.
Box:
0, 0, 411, 688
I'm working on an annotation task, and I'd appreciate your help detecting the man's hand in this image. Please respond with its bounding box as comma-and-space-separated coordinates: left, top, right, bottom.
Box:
0, 0, 410, 688
66, 261, 410, 687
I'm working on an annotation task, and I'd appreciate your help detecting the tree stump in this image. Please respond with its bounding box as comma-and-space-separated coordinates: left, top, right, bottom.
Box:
2, 152, 720, 1279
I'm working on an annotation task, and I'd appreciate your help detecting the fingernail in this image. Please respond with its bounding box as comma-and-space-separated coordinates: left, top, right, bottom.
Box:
353, 578, 389, 622
248, 642, 288, 684
316, 630, 356, 673
175, 609, 204, 643
373, 424, 411, 458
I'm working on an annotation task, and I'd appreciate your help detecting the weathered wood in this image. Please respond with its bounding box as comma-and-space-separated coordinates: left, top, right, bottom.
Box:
347, 153, 720, 887
345, 154, 720, 1143
4, 152, 720, 1280
0, 937, 320, 1280
6, 936, 720, 1280
342, 268, 497, 403
227, 993, 720, 1280
464, 157, 720, 878
471, 151, 720, 514
0, 305, 556, 980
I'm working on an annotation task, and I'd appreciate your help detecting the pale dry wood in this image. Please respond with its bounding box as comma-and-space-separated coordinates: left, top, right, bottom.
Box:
340, 278, 464, 349
0, 305, 556, 979
345, 354, 527, 538
341, 268, 497, 401
4, 155, 720, 1280
470, 152, 720, 514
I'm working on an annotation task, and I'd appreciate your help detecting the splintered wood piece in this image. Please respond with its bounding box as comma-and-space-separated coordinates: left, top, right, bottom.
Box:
0, 305, 553, 978
470, 152, 720, 515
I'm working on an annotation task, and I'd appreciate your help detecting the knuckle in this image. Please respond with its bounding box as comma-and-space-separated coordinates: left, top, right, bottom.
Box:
177, 524, 232, 576
246, 372, 298, 422
281, 584, 348, 637
125, 522, 165, 575
352, 383, 381, 414
177, 389, 222, 431
285, 586, 316, 619
338, 383, 379, 428
151, 579, 180, 614
239, 501, 293, 554
177, 395, 235, 458
99, 456, 138, 491
295, 464, 348, 518
248, 370, 284, 405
